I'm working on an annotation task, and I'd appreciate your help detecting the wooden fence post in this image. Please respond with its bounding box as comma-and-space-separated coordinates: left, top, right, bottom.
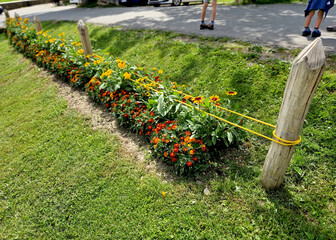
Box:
4, 9, 10, 19
260, 38, 326, 190
14, 12, 21, 22
34, 16, 43, 33
77, 19, 93, 57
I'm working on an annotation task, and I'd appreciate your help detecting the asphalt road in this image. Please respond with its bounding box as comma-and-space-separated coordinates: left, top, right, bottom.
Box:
1, 3, 335, 52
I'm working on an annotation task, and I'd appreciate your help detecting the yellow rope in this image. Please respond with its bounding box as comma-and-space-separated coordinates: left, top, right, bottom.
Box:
272, 130, 301, 146
126, 77, 301, 146
143, 77, 276, 128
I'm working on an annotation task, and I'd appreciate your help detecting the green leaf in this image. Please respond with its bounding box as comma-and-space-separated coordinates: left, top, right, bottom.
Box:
212, 135, 217, 145
227, 132, 233, 143
157, 94, 165, 116
175, 103, 181, 113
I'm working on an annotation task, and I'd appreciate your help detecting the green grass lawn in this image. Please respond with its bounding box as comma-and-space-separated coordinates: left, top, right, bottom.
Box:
1, 20, 335, 239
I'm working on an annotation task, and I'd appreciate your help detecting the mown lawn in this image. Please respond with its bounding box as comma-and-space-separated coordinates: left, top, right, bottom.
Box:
0, 20, 335, 240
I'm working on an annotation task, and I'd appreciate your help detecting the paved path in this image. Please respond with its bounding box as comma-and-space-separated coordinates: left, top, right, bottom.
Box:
1, 3, 335, 52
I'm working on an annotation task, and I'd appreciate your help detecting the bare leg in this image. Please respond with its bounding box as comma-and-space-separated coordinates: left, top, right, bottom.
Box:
314, 10, 324, 28
304, 10, 315, 28
211, 1, 217, 22
201, 3, 209, 22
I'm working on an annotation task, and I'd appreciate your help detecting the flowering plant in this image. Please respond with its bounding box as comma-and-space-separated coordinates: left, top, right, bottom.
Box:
6, 18, 246, 175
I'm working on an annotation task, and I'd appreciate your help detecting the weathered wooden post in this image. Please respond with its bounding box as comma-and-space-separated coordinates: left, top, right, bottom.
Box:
4, 9, 10, 19
14, 12, 21, 22
34, 16, 43, 33
77, 19, 93, 57
261, 38, 326, 190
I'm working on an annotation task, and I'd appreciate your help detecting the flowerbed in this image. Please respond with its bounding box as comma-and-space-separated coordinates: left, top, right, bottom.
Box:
5, 18, 246, 175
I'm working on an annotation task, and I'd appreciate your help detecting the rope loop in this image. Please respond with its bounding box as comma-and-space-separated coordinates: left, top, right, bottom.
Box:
272, 130, 301, 146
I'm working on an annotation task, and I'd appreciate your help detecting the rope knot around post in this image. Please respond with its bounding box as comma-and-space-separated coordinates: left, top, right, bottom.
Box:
272, 130, 301, 146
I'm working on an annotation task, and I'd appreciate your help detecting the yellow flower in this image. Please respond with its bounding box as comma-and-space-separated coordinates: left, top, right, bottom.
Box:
78, 49, 84, 54
58, 32, 64, 37
226, 91, 237, 96
118, 61, 126, 69
72, 42, 77, 46
101, 69, 113, 78
145, 92, 150, 97
60, 43, 65, 47
123, 72, 131, 79
153, 67, 157, 70
37, 30, 43, 35
84, 62, 90, 67
23, 18, 29, 24
192, 96, 204, 104
162, 191, 166, 197
209, 95, 220, 102
158, 70, 163, 74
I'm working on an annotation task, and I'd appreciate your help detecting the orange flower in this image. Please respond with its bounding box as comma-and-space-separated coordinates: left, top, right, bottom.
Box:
164, 151, 168, 157
154, 138, 160, 144
172, 124, 177, 130
190, 149, 195, 155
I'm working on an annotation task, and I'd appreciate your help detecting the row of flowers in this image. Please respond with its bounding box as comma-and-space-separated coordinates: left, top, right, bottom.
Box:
6, 17, 246, 175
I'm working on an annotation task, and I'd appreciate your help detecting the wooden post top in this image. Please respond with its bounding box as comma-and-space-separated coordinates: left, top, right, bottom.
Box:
294, 38, 325, 70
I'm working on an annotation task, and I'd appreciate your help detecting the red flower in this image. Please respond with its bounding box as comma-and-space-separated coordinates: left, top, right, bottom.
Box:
173, 148, 179, 153
123, 113, 128, 118
172, 158, 177, 162
192, 157, 198, 162
174, 143, 179, 148
170, 152, 175, 158
148, 125, 152, 130
187, 161, 192, 167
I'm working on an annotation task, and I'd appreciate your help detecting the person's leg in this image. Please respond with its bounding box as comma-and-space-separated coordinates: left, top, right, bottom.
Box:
201, 2, 209, 22
314, 10, 324, 29
211, 0, 217, 22
302, 10, 315, 36
312, 10, 324, 37
304, 10, 315, 28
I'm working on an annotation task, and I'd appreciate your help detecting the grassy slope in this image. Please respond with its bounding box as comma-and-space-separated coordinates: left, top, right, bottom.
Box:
0, 21, 335, 240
